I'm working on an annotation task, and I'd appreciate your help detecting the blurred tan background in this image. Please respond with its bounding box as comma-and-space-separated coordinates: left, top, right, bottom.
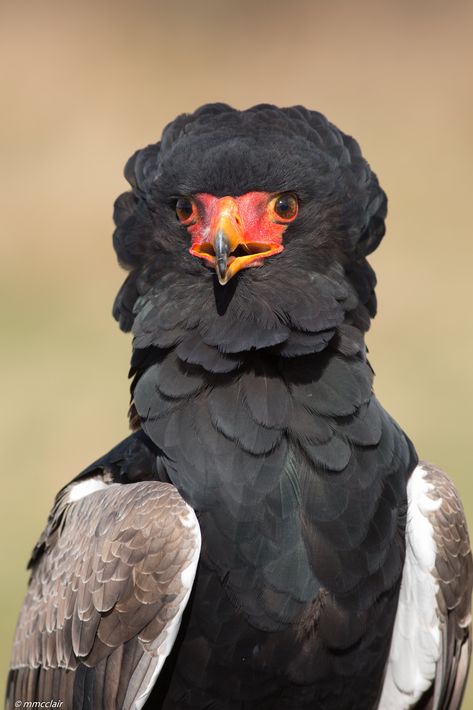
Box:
1, 0, 472, 703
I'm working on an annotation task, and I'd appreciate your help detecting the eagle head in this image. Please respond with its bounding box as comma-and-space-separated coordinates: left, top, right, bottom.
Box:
113, 104, 386, 355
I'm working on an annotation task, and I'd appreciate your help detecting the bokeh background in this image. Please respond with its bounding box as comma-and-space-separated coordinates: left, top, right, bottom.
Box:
2, 0, 473, 704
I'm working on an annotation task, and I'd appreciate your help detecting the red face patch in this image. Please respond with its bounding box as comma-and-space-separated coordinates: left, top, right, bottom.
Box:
182, 191, 298, 285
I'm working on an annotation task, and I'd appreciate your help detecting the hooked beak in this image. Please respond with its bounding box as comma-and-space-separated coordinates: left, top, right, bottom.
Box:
189, 196, 283, 285
214, 228, 232, 284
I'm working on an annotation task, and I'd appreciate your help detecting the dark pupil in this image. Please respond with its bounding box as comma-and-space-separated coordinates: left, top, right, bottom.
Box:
275, 195, 296, 217
277, 198, 290, 213
176, 198, 193, 220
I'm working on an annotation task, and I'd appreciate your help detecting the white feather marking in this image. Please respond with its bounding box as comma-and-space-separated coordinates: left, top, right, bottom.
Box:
378, 464, 442, 709
135, 503, 201, 710
66, 477, 108, 502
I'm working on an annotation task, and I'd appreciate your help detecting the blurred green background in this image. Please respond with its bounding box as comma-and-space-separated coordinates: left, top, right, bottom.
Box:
1, 0, 472, 704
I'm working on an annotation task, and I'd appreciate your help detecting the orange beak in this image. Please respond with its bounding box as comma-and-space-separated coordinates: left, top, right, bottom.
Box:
189, 196, 283, 285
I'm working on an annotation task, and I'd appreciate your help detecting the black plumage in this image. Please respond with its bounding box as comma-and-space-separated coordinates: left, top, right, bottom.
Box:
7, 104, 472, 710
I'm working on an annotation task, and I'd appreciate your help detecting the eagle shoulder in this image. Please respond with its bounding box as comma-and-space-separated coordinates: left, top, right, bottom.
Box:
379, 462, 472, 710
7, 477, 201, 710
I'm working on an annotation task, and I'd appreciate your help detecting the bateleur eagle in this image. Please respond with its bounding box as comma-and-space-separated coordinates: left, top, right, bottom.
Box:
7, 104, 473, 710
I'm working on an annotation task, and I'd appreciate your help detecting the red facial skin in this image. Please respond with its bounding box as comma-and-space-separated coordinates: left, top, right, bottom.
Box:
184, 192, 297, 283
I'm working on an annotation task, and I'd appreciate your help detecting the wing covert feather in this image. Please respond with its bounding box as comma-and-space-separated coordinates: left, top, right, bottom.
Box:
423, 463, 472, 710
379, 462, 472, 710
7, 480, 201, 710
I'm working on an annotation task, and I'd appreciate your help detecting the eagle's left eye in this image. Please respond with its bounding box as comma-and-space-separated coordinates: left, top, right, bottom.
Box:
272, 193, 299, 222
175, 197, 196, 224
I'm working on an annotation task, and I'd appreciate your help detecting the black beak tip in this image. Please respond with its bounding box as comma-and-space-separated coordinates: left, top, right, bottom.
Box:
214, 230, 230, 285
216, 262, 228, 285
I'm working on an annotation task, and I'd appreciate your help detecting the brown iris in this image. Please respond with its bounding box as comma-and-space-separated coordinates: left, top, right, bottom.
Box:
175, 197, 196, 224
272, 193, 299, 221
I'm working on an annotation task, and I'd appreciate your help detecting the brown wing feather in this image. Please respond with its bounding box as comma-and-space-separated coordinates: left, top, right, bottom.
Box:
7, 480, 201, 710
419, 462, 473, 710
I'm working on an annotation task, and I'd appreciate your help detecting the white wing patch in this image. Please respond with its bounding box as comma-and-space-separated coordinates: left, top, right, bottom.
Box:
378, 464, 442, 709
134, 502, 201, 710
66, 476, 108, 502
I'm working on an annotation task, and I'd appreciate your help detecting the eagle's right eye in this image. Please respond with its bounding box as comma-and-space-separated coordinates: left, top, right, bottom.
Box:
175, 197, 196, 224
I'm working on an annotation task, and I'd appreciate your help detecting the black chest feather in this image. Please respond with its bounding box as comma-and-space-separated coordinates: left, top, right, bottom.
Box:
127, 275, 416, 708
